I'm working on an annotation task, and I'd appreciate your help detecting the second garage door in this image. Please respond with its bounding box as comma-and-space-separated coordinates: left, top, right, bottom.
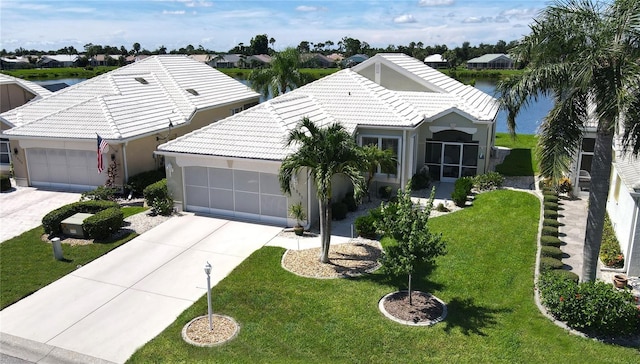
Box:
27, 148, 105, 190
184, 166, 288, 225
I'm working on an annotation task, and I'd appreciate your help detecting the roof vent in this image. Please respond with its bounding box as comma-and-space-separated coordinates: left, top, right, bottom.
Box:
135, 77, 148, 84
186, 88, 199, 96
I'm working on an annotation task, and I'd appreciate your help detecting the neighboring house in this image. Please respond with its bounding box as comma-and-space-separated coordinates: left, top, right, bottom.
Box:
0, 55, 259, 190
188, 54, 216, 66
424, 54, 447, 69
211, 54, 242, 68
466, 54, 514, 70
156, 53, 498, 227
37, 55, 79, 68
0, 57, 32, 70
326, 53, 344, 63
300, 53, 335, 68
343, 54, 369, 67
125, 55, 151, 64
0, 74, 53, 175
248, 54, 272, 68
89, 54, 120, 66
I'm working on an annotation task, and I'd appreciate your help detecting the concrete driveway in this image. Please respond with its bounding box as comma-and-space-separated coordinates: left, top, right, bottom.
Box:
0, 214, 283, 363
0, 186, 82, 243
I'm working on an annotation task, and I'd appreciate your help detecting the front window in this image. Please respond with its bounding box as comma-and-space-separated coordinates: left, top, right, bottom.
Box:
361, 136, 399, 176
0, 139, 10, 166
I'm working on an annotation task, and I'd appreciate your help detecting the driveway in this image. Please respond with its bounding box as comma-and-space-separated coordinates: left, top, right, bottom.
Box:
0, 214, 283, 363
0, 186, 82, 243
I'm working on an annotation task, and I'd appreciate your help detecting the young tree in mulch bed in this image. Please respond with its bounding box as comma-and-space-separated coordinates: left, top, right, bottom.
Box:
377, 186, 447, 305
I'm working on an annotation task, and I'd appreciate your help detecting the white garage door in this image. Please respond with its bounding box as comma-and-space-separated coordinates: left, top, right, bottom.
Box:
27, 148, 105, 190
184, 166, 288, 225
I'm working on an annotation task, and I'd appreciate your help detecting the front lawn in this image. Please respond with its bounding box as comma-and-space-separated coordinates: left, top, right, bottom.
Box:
0, 206, 144, 309
128, 190, 638, 363
495, 132, 539, 175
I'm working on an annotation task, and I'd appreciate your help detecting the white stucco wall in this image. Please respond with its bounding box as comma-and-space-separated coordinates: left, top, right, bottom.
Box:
606, 167, 640, 276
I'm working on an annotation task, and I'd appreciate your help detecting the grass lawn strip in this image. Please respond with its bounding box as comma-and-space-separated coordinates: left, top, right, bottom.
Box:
494, 133, 538, 176
0, 206, 144, 309
128, 190, 638, 363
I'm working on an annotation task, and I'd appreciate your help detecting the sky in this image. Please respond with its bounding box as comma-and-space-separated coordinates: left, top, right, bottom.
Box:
0, 0, 544, 53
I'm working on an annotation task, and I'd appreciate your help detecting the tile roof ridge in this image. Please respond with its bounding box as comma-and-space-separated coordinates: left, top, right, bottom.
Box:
97, 76, 122, 139
152, 56, 197, 115
8, 96, 105, 134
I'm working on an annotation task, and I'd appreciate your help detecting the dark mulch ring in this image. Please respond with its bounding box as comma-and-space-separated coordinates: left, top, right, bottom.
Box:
380, 290, 447, 326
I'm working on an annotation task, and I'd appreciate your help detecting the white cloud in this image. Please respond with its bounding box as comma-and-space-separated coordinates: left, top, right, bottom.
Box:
296, 5, 326, 12
462, 15, 509, 24
501, 8, 538, 19
183, 1, 212, 7
162, 10, 185, 15
419, 0, 455, 6
394, 14, 417, 24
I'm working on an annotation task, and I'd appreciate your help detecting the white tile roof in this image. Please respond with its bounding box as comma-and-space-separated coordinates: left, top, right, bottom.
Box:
0, 73, 53, 100
159, 53, 498, 161
1, 55, 259, 141
615, 153, 640, 192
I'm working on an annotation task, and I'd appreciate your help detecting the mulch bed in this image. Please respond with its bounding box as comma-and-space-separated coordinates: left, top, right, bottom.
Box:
382, 291, 445, 325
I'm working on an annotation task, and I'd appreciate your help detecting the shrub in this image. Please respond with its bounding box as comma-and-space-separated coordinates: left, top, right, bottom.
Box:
557, 177, 573, 194
331, 201, 348, 220
451, 187, 468, 207
542, 226, 559, 237
342, 192, 358, 212
543, 218, 560, 227
435, 203, 449, 212
540, 257, 563, 271
0, 175, 11, 191
81, 186, 117, 201
42, 200, 119, 235
410, 170, 430, 190
538, 272, 640, 337
144, 179, 173, 216
543, 195, 559, 203
473, 172, 504, 191
541, 246, 563, 260
600, 214, 624, 268
378, 185, 392, 200
544, 209, 558, 219
83, 207, 124, 240
127, 169, 165, 196
151, 196, 174, 216
355, 214, 377, 239
454, 176, 473, 196
546, 269, 580, 284
540, 236, 562, 247
544, 201, 559, 211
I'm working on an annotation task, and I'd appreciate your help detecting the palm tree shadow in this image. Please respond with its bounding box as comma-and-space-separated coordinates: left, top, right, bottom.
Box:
442, 297, 511, 336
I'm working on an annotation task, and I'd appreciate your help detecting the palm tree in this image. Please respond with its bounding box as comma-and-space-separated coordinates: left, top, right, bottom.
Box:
361, 144, 397, 202
279, 117, 367, 263
248, 47, 304, 99
498, 0, 640, 282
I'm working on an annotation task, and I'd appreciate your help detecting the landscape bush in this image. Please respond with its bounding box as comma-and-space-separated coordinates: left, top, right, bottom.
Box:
378, 185, 392, 200
543, 195, 559, 203
546, 269, 579, 284
472, 172, 504, 191
540, 236, 562, 247
143, 179, 173, 216
544, 209, 558, 219
435, 202, 449, 212
543, 201, 559, 211
354, 214, 377, 239
538, 272, 640, 337
557, 177, 573, 195
410, 170, 430, 190
42, 200, 119, 235
0, 175, 11, 191
451, 187, 468, 207
543, 218, 560, 227
540, 246, 563, 260
541, 226, 559, 237
127, 169, 165, 196
80, 186, 117, 201
599, 214, 624, 268
455, 176, 474, 196
83, 207, 124, 240
331, 201, 348, 220
540, 257, 563, 271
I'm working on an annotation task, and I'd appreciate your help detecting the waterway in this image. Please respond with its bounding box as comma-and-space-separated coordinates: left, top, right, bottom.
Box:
33, 77, 553, 135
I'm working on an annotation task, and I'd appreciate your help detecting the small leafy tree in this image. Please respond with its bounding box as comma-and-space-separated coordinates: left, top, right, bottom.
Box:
377, 186, 447, 305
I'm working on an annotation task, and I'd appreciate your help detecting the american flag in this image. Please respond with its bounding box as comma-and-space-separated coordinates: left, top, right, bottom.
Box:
97, 134, 109, 173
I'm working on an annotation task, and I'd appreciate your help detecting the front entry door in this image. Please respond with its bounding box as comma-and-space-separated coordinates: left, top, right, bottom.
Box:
441, 142, 462, 182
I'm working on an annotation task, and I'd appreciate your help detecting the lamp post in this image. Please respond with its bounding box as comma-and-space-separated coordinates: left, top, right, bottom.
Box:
204, 261, 213, 330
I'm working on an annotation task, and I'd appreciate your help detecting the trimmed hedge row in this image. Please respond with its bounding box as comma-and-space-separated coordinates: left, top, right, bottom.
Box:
541, 236, 562, 247
42, 200, 119, 235
127, 168, 165, 196
541, 246, 563, 260
83, 207, 124, 240
540, 257, 563, 271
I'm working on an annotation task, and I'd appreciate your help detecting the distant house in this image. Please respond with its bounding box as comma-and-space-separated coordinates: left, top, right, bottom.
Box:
125, 55, 151, 64
89, 54, 120, 66
37, 55, 79, 68
466, 54, 513, 70
211, 54, 242, 68
248, 54, 272, 68
342, 54, 369, 67
187, 54, 215, 66
300, 53, 335, 68
424, 54, 447, 69
0, 57, 32, 70
1, 55, 259, 190
0, 74, 53, 174
326, 53, 344, 63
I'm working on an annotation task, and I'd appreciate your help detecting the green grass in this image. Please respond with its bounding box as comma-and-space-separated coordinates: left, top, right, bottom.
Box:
128, 190, 638, 363
1, 66, 119, 80
0, 206, 145, 309
495, 132, 539, 176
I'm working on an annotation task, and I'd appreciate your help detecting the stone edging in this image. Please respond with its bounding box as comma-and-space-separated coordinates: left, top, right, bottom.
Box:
378, 290, 447, 326
181, 315, 240, 347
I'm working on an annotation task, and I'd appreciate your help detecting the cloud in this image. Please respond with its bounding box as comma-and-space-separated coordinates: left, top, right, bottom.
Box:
419, 0, 455, 6
162, 10, 185, 15
183, 1, 212, 7
394, 14, 417, 24
501, 8, 538, 19
463, 16, 509, 24
296, 5, 327, 12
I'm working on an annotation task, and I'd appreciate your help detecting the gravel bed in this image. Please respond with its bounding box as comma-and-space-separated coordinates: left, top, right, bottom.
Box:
183, 315, 238, 346
281, 238, 382, 278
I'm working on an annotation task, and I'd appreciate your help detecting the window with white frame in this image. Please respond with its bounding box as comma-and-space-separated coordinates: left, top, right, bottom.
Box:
0, 139, 10, 166
361, 136, 400, 176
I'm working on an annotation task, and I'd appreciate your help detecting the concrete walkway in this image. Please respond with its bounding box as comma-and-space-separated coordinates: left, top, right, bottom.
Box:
557, 194, 589, 280
0, 185, 82, 243
0, 214, 283, 364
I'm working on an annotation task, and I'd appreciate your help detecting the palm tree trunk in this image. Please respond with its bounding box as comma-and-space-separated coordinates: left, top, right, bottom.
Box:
319, 199, 332, 263
581, 129, 614, 282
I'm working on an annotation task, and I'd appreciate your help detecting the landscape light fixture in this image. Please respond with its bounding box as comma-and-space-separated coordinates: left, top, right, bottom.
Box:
204, 261, 213, 330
